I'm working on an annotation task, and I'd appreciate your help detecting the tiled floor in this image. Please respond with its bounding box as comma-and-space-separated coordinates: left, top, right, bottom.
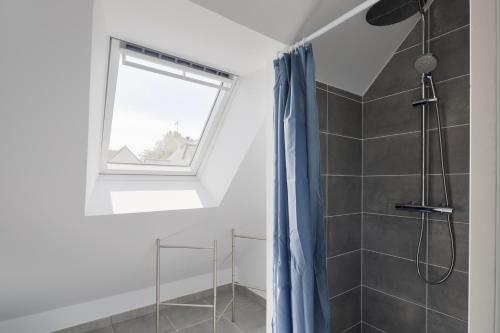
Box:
59, 286, 265, 333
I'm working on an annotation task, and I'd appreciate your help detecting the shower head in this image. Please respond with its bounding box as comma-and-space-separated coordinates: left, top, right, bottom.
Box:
414, 53, 438, 74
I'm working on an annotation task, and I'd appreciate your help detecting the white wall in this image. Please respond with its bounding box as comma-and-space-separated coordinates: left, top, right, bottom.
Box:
469, 0, 497, 331
0, 0, 272, 331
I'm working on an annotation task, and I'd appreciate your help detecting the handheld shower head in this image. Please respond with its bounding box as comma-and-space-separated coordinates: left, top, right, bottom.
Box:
414, 53, 438, 74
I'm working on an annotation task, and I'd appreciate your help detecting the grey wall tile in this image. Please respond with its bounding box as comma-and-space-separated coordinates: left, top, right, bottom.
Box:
429, 0, 469, 38
363, 213, 423, 261
328, 85, 362, 102
331, 287, 361, 333
363, 175, 420, 216
327, 250, 361, 297
317, 88, 328, 131
327, 176, 361, 216
427, 310, 468, 333
363, 132, 420, 175
327, 214, 361, 257
428, 220, 469, 272
361, 322, 386, 333
362, 287, 426, 333
328, 135, 361, 175
54, 318, 112, 333
428, 125, 469, 174
328, 93, 362, 138
428, 174, 469, 222
364, 45, 421, 101
344, 322, 361, 333
363, 88, 420, 138
113, 312, 175, 333
430, 76, 470, 129
431, 27, 470, 82
321, 175, 327, 215
428, 268, 468, 320
320, 132, 327, 174
398, 23, 422, 51
317, 81, 328, 90
362, 251, 426, 305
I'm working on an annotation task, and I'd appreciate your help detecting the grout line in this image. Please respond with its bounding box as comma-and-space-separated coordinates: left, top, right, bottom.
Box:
362, 321, 387, 332
360, 97, 364, 329
363, 211, 470, 224
363, 285, 426, 308
317, 85, 362, 103
329, 285, 361, 300
341, 321, 362, 333
327, 248, 361, 260
363, 123, 470, 141
319, 130, 362, 141
324, 212, 362, 218
164, 311, 178, 332
363, 172, 469, 177
427, 307, 468, 323
363, 72, 470, 104
394, 24, 470, 56
362, 248, 469, 274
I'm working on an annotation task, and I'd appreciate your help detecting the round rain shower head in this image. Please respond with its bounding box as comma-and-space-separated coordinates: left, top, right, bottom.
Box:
366, 0, 427, 26
414, 53, 438, 74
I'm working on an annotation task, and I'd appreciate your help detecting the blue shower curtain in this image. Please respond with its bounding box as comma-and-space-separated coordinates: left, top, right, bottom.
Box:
272, 43, 330, 333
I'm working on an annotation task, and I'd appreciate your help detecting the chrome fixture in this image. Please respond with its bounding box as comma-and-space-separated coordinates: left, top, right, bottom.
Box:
395, 203, 453, 215
395, 0, 456, 285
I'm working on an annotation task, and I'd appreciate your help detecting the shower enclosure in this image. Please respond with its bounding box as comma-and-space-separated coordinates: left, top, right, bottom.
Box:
320, 0, 469, 331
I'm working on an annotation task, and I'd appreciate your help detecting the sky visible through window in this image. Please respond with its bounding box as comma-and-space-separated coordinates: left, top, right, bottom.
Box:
108, 57, 219, 166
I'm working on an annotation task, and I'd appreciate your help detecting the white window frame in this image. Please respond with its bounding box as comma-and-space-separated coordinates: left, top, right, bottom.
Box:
99, 38, 237, 176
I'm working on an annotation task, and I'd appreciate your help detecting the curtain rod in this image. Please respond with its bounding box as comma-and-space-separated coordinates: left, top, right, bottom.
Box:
277, 0, 380, 57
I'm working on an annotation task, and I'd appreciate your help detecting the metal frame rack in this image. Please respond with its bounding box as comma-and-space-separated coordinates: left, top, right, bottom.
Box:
230, 229, 266, 323
156, 239, 218, 333
155, 230, 266, 332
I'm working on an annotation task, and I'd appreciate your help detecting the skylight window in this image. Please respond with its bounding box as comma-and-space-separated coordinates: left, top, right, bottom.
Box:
100, 39, 236, 175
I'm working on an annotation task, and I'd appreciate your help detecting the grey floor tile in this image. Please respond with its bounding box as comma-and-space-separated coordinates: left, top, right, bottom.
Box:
317, 88, 328, 131
330, 287, 361, 333
112, 311, 175, 333
428, 125, 469, 174
327, 176, 361, 216
164, 301, 213, 331
223, 299, 265, 333
326, 214, 361, 257
428, 220, 469, 272
328, 93, 362, 138
327, 250, 361, 297
363, 213, 423, 261
430, 76, 470, 129
427, 309, 468, 333
363, 175, 420, 217
363, 132, 420, 175
429, 0, 469, 38
362, 250, 426, 305
362, 287, 426, 333
178, 318, 243, 333
363, 87, 420, 138
431, 26, 470, 82
85, 327, 114, 333
328, 135, 361, 175
428, 268, 468, 321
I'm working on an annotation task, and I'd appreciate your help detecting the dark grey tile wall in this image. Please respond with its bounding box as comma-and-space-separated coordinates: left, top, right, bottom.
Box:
318, 82, 362, 333
361, 0, 470, 331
